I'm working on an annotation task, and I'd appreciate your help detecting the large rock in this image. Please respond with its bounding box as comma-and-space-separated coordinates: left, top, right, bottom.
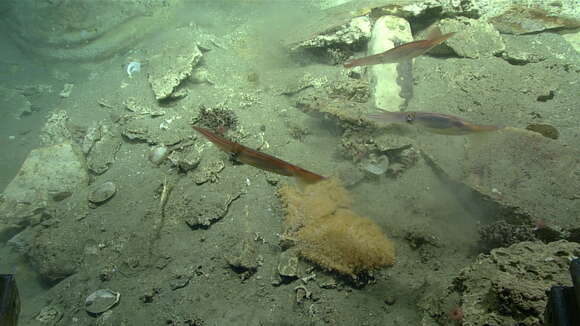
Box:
420, 240, 580, 326
419, 127, 580, 229
368, 15, 412, 111
439, 17, 505, 59
148, 28, 203, 101
488, 4, 580, 35
282, 0, 444, 50
289, 16, 371, 52
0, 141, 88, 226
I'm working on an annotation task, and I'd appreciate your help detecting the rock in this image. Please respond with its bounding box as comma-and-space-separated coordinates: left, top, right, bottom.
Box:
192, 160, 225, 185
282, 0, 451, 50
119, 113, 193, 146
148, 28, 203, 101
488, 4, 580, 35
454, 241, 579, 325
419, 127, 580, 229
562, 29, 580, 52
0, 86, 32, 120
439, 17, 505, 59
290, 16, 371, 52
478, 220, 537, 251
148, 146, 170, 166
29, 225, 84, 282
35, 305, 63, 324
277, 249, 299, 279
500, 32, 580, 65
39, 110, 73, 146
0, 141, 88, 226
167, 150, 201, 172
367, 15, 413, 111
225, 236, 258, 275
85, 123, 122, 175
85, 289, 120, 315
180, 186, 242, 229
59, 83, 74, 98
87, 181, 117, 205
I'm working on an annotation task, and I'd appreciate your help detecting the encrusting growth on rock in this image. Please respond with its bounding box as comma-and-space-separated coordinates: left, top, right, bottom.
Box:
278, 178, 395, 277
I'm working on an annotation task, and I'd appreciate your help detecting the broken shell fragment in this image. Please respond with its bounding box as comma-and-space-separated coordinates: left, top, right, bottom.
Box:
88, 181, 117, 204
85, 289, 120, 315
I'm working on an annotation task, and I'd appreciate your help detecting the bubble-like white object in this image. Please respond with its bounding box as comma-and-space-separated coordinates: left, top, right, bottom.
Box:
126, 61, 141, 78
148, 146, 169, 166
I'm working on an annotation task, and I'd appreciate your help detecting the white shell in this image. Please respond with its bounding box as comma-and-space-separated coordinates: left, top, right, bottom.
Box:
85, 289, 120, 315
148, 146, 169, 166
88, 181, 117, 204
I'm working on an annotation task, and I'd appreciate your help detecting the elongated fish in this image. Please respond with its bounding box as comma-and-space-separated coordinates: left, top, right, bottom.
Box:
368, 111, 502, 135
192, 126, 326, 184
344, 28, 455, 68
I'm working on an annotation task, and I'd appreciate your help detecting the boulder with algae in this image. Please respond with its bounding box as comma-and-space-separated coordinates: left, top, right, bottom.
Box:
278, 178, 395, 277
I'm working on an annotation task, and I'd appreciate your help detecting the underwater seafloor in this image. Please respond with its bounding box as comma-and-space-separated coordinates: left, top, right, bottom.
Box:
1, 1, 579, 325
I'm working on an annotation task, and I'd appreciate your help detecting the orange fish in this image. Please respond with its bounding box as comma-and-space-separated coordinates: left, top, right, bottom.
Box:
344, 28, 455, 68
368, 111, 502, 135
192, 126, 326, 184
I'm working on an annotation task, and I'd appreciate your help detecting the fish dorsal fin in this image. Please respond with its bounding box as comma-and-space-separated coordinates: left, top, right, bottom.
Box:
426, 26, 442, 40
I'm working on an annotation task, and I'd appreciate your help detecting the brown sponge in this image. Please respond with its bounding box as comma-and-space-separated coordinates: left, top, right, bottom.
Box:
278, 178, 395, 277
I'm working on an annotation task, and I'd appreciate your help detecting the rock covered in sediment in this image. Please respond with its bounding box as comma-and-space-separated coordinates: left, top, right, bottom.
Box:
87, 181, 117, 204
0, 86, 32, 119
419, 127, 580, 230
148, 28, 203, 101
438, 17, 505, 58
290, 16, 372, 52
487, 3, 580, 35
450, 241, 579, 326
0, 141, 88, 226
39, 110, 73, 146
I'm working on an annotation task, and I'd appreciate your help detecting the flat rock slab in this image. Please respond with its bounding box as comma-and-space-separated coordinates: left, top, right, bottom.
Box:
282, 0, 404, 49
489, 5, 580, 35
419, 127, 580, 228
148, 28, 202, 101
0, 141, 88, 225
439, 17, 505, 59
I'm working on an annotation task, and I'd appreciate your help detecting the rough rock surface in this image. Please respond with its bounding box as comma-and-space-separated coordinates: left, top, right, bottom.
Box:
419, 240, 580, 326
39, 110, 73, 146
290, 16, 371, 51
456, 241, 579, 326
0, 141, 88, 226
439, 17, 505, 58
420, 127, 580, 229
148, 29, 203, 101
84, 122, 122, 175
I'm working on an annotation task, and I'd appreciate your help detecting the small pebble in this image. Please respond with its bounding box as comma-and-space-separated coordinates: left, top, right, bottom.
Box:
384, 295, 396, 306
